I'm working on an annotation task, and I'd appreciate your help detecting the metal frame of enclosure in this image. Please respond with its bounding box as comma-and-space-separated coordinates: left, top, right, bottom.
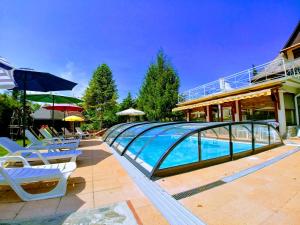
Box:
104, 122, 283, 179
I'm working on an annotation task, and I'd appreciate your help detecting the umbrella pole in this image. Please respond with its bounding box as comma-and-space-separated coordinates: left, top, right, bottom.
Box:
64, 111, 66, 136
22, 73, 27, 147
52, 95, 55, 132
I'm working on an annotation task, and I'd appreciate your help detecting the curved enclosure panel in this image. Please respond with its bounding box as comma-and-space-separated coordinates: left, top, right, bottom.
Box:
105, 122, 149, 145
112, 123, 162, 153
103, 123, 129, 141
105, 122, 283, 178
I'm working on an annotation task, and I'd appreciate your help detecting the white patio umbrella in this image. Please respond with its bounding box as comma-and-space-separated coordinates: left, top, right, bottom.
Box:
116, 108, 145, 116
116, 108, 145, 121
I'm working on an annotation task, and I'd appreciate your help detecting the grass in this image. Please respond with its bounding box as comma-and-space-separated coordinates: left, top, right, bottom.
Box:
0, 139, 30, 157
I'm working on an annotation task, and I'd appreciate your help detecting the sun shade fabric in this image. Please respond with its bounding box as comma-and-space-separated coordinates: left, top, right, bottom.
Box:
27, 94, 82, 104
0, 61, 15, 89
173, 89, 272, 111
12, 69, 77, 91
63, 115, 84, 122
43, 104, 83, 112
116, 108, 145, 116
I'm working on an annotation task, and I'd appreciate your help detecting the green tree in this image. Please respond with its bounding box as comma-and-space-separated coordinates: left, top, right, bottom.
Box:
83, 64, 118, 129
0, 93, 20, 136
137, 50, 180, 121
120, 92, 136, 110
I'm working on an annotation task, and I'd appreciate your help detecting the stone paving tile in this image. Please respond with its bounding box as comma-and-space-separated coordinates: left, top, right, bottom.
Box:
134, 205, 169, 225
16, 198, 61, 219
0, 202, 24, 220
56, 192, 94, 214
157, 145, 295, 195
179, 146, 300, 225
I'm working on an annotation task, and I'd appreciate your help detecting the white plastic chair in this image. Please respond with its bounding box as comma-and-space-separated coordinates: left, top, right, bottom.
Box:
0, 137, 82, 163
0, 155, 76, 201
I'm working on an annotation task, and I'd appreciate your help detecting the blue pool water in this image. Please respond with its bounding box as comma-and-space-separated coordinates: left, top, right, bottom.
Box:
116, 135, 265, 171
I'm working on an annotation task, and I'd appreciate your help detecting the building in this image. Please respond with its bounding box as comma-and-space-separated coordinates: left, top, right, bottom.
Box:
173, 21, 300, 137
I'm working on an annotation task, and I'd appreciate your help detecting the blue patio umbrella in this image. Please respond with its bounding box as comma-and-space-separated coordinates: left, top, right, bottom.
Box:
0, 59, 77, 146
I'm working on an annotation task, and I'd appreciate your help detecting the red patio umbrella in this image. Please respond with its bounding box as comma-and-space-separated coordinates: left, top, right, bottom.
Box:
43, 104, 83, 135
43, 104, 83, 112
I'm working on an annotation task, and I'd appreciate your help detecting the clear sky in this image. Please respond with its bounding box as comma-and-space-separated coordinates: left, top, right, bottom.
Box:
0, 0, 299, 100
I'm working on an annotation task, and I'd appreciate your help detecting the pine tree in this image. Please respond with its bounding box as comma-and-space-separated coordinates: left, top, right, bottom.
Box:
120, 92, 136, 110
83, 64, 118, 129
138, 50, 180, 121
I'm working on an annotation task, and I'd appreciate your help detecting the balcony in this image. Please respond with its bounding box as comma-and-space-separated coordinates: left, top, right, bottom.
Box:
179, 57, 300, 103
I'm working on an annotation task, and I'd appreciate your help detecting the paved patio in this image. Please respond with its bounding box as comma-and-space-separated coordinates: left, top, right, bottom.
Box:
0, 139, 168, 225
157, 144, 300, 225
1, 138, 300, 225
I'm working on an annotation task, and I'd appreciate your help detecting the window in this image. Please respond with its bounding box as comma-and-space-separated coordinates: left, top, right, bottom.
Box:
293, 48, 300, 59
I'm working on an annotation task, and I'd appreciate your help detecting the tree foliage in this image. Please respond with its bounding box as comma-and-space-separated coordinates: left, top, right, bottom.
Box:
0, 93, 20, 136
83, 64, 118, 129
137, 50, 180, 121
120, 92, 136, 111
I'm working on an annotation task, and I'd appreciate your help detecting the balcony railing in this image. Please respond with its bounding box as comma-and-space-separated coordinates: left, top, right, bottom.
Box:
179, 57, 300, 103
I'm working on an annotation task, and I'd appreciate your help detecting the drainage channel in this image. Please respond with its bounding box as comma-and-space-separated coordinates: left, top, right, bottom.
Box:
173, 147, 300, 200
107, 143, 206, 225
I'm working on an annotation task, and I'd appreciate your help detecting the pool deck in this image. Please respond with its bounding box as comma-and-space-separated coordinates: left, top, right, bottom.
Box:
0, 139, 168, 224
158, 144, 300, 225
1, 138, 300, 224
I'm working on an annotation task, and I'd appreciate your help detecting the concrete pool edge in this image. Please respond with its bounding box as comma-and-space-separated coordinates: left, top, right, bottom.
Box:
106, 142, 206, 225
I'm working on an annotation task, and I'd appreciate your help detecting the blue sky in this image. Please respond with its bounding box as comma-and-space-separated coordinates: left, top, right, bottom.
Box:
0, 0, 299, 100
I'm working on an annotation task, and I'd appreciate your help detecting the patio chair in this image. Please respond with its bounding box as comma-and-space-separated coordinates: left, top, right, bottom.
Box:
48, 127, 64, 138
39, 128, 80, 147
0, 155, 76, 201
0, 137, 82, 163
50, 127, 78, 140
62, 127, 81, 139
25, 129, 77, 150
75, 127, 91, 139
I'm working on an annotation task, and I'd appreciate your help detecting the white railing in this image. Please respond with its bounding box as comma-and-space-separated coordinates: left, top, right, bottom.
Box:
179, 58, 300, 103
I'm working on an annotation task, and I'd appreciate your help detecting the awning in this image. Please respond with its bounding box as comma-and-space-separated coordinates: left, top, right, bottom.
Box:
173, 89, 272, 111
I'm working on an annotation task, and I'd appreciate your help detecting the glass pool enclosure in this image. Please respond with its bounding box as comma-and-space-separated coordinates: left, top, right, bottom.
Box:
103, 122, 283, 179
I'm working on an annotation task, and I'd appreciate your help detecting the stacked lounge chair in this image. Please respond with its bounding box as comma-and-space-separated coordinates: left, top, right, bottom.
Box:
39, 128, 80, 147
25, 129, 77, 150
0, 137, 81, 163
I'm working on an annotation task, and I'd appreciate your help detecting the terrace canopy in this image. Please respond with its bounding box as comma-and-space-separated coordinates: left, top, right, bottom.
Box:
104, 122, 282, 179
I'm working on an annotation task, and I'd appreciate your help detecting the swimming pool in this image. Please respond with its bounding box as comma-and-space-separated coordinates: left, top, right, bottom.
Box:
117, 136, 264, 171
104, 122, 282, 178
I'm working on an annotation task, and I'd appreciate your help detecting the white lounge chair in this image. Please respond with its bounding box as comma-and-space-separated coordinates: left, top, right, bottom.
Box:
75, 127, 91, 139
0, 137, 82, 163
25, 130, 77, 150
39, 128, 80, 147
0, 155, 76, 201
